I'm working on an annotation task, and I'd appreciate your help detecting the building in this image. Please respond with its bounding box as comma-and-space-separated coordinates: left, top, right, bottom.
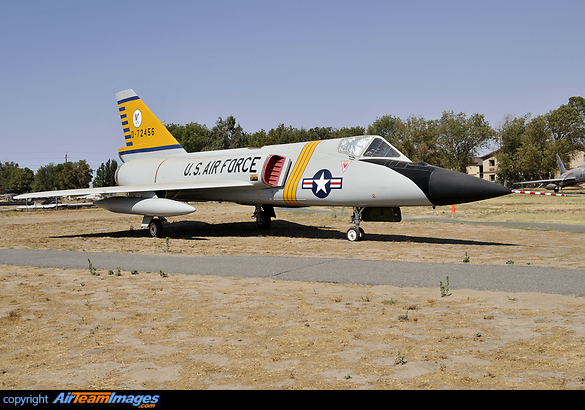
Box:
467, 150, 585, 182
467, 150, 499, 182
568, 151, 585, 170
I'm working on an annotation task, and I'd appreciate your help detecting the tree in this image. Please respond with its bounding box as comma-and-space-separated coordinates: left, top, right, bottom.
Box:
265, 124, 300, 145
496, 98, 585, 185
306, 126, 335, 141
11, 167, 34, 194
58, 160, 93, 190
495, 115, 530, 184
207, 116, 247, 150
334, 126, 366, 139
248, 129, 267, 147
402, 116, 440, 164
545, 99, 585, 159
33, 163, 62, 192
367, 115, 405, 147
367, 115, 402, 138
0, 161, 20, 194
518, 115, 556, 181
436, 111, 494, 172
93, 159, 118, 187
166, 122, 208, 153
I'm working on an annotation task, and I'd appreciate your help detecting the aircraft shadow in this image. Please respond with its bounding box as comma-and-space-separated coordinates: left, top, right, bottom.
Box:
54, 219, 515, 247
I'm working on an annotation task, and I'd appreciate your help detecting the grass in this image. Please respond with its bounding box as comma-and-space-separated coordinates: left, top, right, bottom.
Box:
440, 275, 451, 297
401, 191, 585, 225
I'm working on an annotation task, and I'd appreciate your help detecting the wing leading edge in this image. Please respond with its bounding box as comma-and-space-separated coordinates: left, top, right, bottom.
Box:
516, 177, 576, 185
14, 180, 254, 200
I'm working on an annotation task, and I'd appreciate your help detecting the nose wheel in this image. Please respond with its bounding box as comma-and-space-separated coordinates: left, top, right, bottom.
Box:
347, 207, 365, 241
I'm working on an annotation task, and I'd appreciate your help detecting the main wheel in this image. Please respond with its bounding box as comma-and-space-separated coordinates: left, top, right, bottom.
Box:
148, 218, 164, 238
347, 227, 361, 242
256, 212, 271, 229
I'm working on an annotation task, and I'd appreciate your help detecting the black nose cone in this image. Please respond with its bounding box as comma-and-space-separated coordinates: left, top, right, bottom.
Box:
428, 167, 511, 206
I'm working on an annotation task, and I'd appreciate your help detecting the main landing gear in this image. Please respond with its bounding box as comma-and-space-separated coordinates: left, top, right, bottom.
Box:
143, 216, 167, 238
347, 207, 365, 242
254, 204, 276, 229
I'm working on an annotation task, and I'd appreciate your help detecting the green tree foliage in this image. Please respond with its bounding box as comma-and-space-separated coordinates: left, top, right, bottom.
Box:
166, 122, 208, 153
518, 116, 555, 180
11, 167, 34, 194
9, 160, 93, 195
403, 116, 441, 164
58, 160, 93, 190
495, 115, 530, 183
366, 112, 494, 170
436, 111, 494, 173
545, 97, 585, 153
367, 115, 403, 140
264, 124, 299, 146
0, 162, 34, 194
93, 159, 118, 188
207, 116, 248, 150
0, 162, 20, 194
335, 126, 366, 139
496, 97, 585, 185
367, 115, 443, 165
33, 163, 62, 192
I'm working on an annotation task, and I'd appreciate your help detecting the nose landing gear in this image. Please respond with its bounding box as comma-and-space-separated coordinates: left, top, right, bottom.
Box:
347, 207, 365, 241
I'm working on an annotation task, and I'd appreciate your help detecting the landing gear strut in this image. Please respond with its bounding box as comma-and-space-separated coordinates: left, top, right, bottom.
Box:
347, 207, 365, 241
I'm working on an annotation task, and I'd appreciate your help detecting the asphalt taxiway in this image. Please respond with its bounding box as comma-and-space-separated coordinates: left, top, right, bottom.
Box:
0, 248, 583, 296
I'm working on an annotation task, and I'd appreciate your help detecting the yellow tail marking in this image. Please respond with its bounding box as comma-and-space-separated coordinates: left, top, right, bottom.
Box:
116, 90, 184, 158
284, 141, 321, 206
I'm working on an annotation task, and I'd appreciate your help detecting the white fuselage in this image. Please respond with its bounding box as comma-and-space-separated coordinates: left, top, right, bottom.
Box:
115, 138, 433, 208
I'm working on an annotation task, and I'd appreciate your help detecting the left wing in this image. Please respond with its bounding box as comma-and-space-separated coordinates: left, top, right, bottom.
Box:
14, 180, 255, 200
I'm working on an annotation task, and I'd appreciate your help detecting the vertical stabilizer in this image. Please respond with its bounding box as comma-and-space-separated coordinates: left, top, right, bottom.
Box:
116, 89, 186, 162
556, 154, 568, 174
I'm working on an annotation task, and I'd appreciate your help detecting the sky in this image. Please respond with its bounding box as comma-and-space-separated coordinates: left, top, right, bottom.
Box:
1, 0, 584, 172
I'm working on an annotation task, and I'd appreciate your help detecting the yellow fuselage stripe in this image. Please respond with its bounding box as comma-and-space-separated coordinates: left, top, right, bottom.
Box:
284, 141, 321, 206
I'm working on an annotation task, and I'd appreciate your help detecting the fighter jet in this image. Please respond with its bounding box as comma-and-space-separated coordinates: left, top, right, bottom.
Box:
516, 154, 585, 192
16, 89, 511, 241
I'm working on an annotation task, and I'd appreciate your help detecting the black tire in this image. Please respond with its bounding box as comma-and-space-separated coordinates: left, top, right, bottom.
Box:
149, 219, 164, 238
347, 227, 361, 242
256, 212, 271, 229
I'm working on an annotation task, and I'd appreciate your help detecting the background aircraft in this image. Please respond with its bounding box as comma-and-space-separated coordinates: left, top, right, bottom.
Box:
516, 154, 585, 192
16, 90, 511, 241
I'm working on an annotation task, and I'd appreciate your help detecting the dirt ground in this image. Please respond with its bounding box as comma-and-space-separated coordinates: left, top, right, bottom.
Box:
1, 192, 585, 389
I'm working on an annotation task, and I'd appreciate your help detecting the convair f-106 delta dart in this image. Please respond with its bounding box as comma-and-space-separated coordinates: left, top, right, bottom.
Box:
16, 89, 512, 241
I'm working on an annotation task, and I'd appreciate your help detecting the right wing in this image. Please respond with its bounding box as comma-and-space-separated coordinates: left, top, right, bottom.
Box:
516, 176, 576, 185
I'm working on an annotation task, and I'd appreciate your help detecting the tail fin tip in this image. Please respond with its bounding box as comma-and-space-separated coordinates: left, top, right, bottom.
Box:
116, 89, 138, 103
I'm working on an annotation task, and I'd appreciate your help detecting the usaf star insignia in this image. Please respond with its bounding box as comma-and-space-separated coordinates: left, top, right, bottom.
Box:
302, 169, 343, 198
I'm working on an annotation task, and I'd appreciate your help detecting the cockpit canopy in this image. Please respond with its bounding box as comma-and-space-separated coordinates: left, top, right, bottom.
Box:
337, 135, 410, 161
